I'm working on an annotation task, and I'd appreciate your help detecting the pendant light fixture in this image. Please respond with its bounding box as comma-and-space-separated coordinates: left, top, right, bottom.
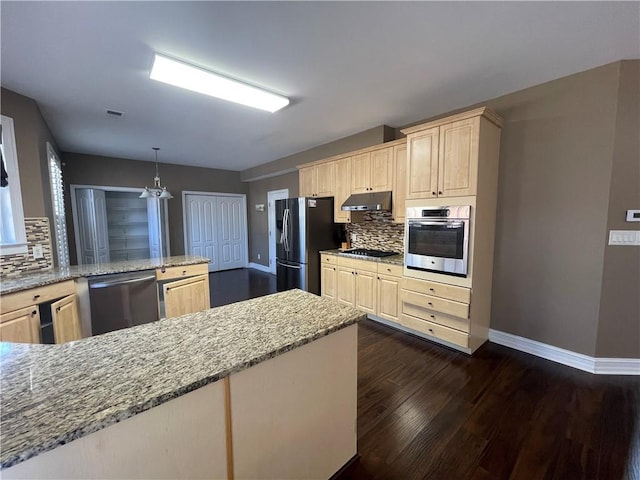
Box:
139, 147, 173, 200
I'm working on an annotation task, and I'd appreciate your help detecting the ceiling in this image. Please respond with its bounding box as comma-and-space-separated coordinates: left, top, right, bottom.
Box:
2, 2, 638, 172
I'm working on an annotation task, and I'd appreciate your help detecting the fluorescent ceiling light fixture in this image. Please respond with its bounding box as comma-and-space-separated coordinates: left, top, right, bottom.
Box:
150, 53, 289, 113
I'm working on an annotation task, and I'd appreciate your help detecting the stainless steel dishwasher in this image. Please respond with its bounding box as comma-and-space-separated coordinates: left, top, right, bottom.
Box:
88, 270, 158, 336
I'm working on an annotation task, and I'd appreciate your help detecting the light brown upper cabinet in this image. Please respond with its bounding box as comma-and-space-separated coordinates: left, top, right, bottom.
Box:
298, 162, 334, 198
403, 108, 502, 200
392, 144, 407, 224
351, 147, 393, 194
333, 157, 351, 223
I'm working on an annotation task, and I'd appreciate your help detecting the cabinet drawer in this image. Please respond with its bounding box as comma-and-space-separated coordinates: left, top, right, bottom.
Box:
1, 280, 75, 314
400, 289, 469, 319
337, 257, 378, 273
156, 263, 208, 281
401, 277, 470, 303
400, 313, 469, 349
377, 263, 403, 277
321, 254, 337, 265
401, 302, 469, 333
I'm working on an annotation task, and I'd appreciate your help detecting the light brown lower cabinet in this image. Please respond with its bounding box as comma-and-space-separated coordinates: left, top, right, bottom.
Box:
0, 280, 82, 344
322, 254, 401, 320
0, 306, 41, 344
163, 274, 210, 319
52, 294, 82, 344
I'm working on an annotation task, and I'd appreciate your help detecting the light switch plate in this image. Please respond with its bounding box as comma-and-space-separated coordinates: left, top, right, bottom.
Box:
626, 210, 640, 222
608, 230, 640, 246
32, 244, 44, 259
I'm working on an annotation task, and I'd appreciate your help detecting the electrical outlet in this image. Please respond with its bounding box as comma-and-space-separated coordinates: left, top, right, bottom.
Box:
32, 244, 44, 259
351, 233, 357, 242
257, 253, 261, 260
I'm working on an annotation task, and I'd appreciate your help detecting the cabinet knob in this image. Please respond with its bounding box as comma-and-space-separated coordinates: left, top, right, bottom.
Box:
33, 294, 40, 301
182, 270, 187, 275
429, 288, 435, 292
428, 328, 434, 333
56, 307, 61, 312
31, 310, 37, 316
438, 191, 443, 195
428, 302, 433, 306
430, 314, 435, 319
431, 191, 436, 196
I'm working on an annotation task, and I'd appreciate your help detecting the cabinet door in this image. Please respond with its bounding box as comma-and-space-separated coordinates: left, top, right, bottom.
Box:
298, 166, 317, 197
406, 127, 439, 199
321, 264, 337, 301
315, 163, 335, 197
52, 294, 82, 343
377, 275, 399, 322
438, 118, 479, 197
351, 152, 371, 193
336, 268, 356, 307
164, 274, 211, 319
0, 306, 41, 343
392, 144, 407, 224
370, 147, 393, 192
333, 157, 351, 223
354, 270, 377, 315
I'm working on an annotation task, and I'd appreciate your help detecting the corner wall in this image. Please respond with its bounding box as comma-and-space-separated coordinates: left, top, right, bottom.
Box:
596, 60, 640, 358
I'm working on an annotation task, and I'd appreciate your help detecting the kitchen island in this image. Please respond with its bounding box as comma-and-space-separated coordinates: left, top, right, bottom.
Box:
0, 289, 363, 479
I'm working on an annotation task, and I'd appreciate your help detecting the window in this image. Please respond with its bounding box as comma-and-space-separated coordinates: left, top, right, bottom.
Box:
0, 115, 27, 255
48, 143, 70, 267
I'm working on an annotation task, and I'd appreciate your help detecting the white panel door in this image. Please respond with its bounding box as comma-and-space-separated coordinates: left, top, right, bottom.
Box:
186, 195, 218, 272
218, 196, 246, 270
184, 193, 247, 272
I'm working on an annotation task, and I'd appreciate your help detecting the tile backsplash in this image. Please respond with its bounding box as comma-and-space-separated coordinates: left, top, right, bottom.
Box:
0, 217, 54, 278
346, 212, 405, 254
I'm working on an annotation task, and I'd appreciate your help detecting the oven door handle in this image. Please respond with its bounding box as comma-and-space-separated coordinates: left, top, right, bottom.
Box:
409, 220, 464, 227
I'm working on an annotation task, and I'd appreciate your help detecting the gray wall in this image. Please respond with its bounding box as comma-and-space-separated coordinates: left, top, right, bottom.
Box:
243, 126, 392, 267
241, 125, 394, 182
247, 172, 298, 267
595, 60, 640, 358
0, 88, 57, 220
63, 153, 247, 264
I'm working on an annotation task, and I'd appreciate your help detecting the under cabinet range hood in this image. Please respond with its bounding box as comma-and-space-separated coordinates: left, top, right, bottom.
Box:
341, 191, 392, 212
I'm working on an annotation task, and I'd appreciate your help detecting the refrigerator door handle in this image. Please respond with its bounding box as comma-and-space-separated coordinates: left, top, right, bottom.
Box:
276, 260, 301, 270
283, 208, 290, 252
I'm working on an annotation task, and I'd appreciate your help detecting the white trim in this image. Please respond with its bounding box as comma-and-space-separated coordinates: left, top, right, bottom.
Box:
267, 188, 289, 274
248, 262, 272, 274
489, 329, 640, 375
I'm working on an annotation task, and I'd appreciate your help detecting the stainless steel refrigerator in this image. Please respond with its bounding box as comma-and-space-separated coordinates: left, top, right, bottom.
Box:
276, 197, 339, 295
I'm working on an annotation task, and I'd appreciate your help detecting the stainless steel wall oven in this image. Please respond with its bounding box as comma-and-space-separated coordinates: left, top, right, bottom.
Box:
405, 205, 471, 277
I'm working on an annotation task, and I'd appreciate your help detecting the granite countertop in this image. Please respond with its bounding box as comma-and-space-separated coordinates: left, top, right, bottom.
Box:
321, 249, 404, 266
0, 289, 365, 469
0, 255, 209, 295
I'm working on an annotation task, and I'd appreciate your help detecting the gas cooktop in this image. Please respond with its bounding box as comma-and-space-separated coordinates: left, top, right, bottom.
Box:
343, 248, 399, 258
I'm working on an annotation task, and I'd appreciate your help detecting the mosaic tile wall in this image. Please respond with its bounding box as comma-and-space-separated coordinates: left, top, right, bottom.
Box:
346, 211, 405, 254
0, 217, 54, 278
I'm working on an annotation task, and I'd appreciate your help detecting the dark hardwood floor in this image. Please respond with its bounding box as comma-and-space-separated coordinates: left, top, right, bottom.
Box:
209, 269, 639, 480
339, 319, 640, 480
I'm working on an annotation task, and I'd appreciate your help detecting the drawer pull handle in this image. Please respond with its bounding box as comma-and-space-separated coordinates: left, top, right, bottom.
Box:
33, 294, 40, 300
386, 268, 391, 272
429, 288, 435, 292
428, 328, 434, 333
428, 302, 433, 306
182, 270, 187, 275
430, 314, 435, 319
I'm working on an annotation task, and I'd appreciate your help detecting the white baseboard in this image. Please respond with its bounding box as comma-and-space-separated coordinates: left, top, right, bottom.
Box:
489, 329, 640, 375
248, 262, 273, 274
